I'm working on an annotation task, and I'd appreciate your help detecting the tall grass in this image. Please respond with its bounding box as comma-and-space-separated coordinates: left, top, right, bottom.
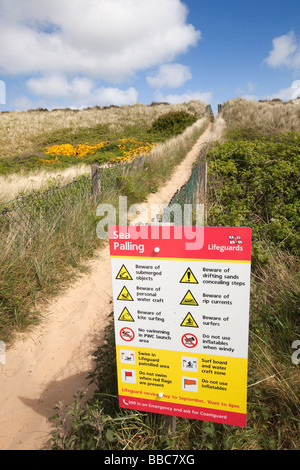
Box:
246, 245, 299, 450
0, 101, 207, 200
220, 97, 300, 134
0, 192, 100, 345
0, 165, 90, 203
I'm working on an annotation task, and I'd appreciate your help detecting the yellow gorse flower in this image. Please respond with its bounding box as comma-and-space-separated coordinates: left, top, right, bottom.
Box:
40, 156, 60, 165
44, 141, 109, 158
42, 138, 157, 165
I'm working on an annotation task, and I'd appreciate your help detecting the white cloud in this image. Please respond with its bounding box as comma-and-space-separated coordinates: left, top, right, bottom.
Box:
263, 80, 300, 101
146, 64, 192, 88
92, 87, 138, 107
25, 74, 138, 108
0, 0, 200, 82
291, 80, 300, 99
154, 89, 212, 104
26, 75, 94, 99
264, 31, 300, 70
235, 81, 259, 101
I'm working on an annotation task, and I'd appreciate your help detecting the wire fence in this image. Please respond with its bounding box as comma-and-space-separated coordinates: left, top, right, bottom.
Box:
0, 155, 148, 248
167, 163, 199, 207
161, 161, 207, 225
0, 175, 92, 247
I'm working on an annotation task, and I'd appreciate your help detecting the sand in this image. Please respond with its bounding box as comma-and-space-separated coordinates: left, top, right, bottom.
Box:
0, 120, 222, 450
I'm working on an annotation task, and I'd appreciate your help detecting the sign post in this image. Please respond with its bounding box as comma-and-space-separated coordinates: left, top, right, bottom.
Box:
109, 225, 252, 427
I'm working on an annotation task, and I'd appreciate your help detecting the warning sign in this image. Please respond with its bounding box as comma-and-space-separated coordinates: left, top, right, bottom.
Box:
118, 307, 135, 322
180, 290, 198, 306
116, 264, 133, 280
180, 312, 198, 328
120, 327, 135, 342
181, 333, 198, 348
180, 267, 198, 284
117, 286, 134, 301
110, 225, 252, 427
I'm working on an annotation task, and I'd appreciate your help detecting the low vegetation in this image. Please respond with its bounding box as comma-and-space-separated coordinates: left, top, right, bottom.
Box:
205, 129, 299, 449
207, 130, 299, 259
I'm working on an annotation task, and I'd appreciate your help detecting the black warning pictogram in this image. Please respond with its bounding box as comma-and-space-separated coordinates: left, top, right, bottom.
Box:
180, 267, 198, 284
117, 286, 134, 301
118, 307, 135, 322
116, 264, 133, 280
180, 312, 198, 328
180, 290, 198, 306
181, 333, 198, 348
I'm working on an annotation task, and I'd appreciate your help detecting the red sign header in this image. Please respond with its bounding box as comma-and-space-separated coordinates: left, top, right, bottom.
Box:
109, 226, 252, 261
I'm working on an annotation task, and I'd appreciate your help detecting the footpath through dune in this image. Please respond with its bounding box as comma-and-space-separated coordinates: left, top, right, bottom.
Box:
0, 120, 223, 450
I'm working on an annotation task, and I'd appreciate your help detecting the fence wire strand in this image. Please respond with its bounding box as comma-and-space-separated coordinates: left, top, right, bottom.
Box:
167, 163, 199, 208
0, 153, 204, 248
0, 154, 149, 248
0, 175, 92, 247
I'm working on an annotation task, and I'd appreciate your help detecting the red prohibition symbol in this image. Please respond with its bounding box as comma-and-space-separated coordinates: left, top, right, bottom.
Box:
181, 333, 198, 348
120, 327, 135, 342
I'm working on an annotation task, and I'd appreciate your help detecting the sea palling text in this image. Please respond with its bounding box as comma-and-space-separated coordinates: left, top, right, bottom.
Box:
113, 230, 145, 253
113, 241, 145, 253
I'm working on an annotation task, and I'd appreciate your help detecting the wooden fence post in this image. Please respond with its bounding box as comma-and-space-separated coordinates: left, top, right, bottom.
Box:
197, 161, 207, 224
159, 414, 176, 433
91, 165, 101, 197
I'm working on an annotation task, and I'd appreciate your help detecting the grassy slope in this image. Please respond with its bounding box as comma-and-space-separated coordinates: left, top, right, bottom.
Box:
0, 102, 206, 202
0, 101, 205, 163
0, 106, 209, 345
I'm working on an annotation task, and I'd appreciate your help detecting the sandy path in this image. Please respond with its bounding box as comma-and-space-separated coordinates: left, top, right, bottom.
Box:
0, 120, 220, 450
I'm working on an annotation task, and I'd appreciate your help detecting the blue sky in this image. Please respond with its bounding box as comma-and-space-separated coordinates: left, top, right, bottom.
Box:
1, 0, 300, 114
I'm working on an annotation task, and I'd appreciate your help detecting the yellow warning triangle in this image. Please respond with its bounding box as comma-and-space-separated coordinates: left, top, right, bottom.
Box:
116, 264, 133, 280
118, 307, 135, 322
117, 286, 134, 301
180, 290, 198, 306
180, 267, 198, 284
180, 312, 198, 328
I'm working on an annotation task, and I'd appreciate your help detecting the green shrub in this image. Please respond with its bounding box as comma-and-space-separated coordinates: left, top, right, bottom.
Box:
148, 111, 197, 139
226, 127, 271, 141
205, 129, 300, 450
207, 131, 300, 259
